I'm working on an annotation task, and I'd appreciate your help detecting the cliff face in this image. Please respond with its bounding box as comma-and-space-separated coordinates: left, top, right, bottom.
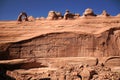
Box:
0, 27, 119, 59
0, 17, 120, 59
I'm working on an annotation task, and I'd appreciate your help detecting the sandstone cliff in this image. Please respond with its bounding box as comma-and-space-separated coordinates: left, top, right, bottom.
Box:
0, 11, 120, 80
0, 17, 120, 59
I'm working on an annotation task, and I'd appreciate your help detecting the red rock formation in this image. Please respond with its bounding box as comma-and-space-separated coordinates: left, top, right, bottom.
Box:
97, 10, 110, 17
47, 11, 63, 20
64, 10, 80, 20
17, 12, 28, 21
83, 8, 96, 17
28, 16, 35, 21
101, 10, 110, 16
0, 27, 119, 59
0, 9, 120, 80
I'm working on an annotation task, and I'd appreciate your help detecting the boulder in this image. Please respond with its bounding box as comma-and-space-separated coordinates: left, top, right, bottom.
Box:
28, 16, 35, 21
83, 8, 96, 17
55, 12, 63, 19
80, 67, 90, 80
0, 59, 27, 65
47, 11, 63, 20
47, 11, 58, 20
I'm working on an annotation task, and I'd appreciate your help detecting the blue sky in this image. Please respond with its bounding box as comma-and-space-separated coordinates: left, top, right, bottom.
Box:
0, 0, 120, 20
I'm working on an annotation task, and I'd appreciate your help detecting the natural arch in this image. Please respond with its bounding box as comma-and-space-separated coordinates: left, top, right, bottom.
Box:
17, 12, 28, 21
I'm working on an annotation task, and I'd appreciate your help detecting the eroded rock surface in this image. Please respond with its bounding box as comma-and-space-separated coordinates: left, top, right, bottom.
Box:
83, 8, 96, 17
28, 16, 35, 21
0, 9, 120, 80
97, 10, 110, 17
0, 27, 120, 59
5, 63, 120, 80
64, 10, 80, 20
17, 12, 28, 22
47, 11, 63, 20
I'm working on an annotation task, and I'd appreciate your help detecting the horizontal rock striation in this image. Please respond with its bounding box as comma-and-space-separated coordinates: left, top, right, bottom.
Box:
0, 27, 120, 59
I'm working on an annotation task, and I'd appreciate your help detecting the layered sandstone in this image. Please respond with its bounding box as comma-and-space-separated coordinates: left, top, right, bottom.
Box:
1, 28, 119, 59
83, 8, 96, 17
0, 18, 120, 59
0, 9, 120, 80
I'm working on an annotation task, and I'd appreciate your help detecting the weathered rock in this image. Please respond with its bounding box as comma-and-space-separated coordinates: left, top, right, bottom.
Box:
111, 67, 120, 73
97, 10, 110, 17
64, 10, 76, 20
47, 11, 57, 20
17, 12, 28, 21
101, 10, 110, 16
28, 16, 35, 21
104, 56, 120, 67
7, 28, 120, 59
80, 67, 90, 80
0, 27, 120, 59
47, 11, 63, 20
6, 71, 22, 80
4, 61, 120, 80
0, 59, 28, 65
56, 12, 63, 19
74, 13, 80, 19
83, 8, 96, 17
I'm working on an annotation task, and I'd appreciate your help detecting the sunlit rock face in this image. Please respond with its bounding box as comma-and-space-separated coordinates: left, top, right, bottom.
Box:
0, 7, 120, 59
83, 8, 96, 17
47, 11, 63, 20
0, 27, 119, 59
